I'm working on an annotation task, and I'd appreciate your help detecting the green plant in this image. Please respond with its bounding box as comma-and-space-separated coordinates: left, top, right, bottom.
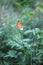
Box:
0, 21, 43, 65
0, 0, 43, 65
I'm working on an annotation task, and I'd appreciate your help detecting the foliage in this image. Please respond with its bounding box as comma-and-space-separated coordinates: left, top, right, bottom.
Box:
0, 21, 43, 65
0, 0, 43, 9
0, 0, 43, 65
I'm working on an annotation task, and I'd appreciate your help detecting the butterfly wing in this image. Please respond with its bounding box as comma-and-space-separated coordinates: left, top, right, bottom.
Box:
17, 20, 22, 28
16, 20, 23, 30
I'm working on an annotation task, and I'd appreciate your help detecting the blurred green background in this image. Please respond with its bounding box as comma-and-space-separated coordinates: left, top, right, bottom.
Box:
0, 0, 43, 65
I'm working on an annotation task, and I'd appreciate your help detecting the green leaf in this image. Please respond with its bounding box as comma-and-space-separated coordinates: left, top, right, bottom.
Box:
5, 50, 17, 58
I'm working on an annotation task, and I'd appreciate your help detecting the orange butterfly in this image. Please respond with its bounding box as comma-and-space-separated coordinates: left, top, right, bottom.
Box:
16, 20, 23, 30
